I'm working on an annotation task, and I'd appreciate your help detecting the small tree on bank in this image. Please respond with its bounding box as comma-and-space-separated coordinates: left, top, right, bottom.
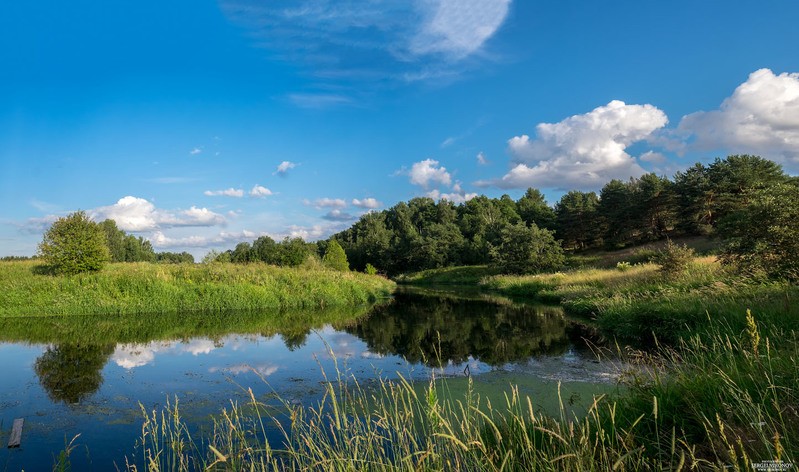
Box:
38, 211, 110, 275
323, 240, 350, 271
490, 222, 564, 274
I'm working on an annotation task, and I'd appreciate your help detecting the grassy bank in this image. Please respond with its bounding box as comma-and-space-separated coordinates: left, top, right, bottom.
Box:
118, 319, 796, 471
482, 257, 799, 344
0, 260, 395, 317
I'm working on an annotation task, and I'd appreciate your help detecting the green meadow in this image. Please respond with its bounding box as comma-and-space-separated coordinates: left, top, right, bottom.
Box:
0, 259, 395, 317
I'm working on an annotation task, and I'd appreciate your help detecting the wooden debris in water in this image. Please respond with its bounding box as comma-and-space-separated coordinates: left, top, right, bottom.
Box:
8, 418, 23, 448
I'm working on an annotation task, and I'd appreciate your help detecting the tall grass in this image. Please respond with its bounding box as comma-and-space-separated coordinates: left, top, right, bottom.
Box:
0, 260, 395, 317
482, 257, 799, 344
122, 319, 797, 471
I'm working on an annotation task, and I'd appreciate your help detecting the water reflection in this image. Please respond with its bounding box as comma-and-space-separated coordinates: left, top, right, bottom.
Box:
346, 289, 571, 366
34, 343, 114, 404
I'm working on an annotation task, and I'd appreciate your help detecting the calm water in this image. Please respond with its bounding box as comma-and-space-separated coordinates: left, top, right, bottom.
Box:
0, 288, 619, 471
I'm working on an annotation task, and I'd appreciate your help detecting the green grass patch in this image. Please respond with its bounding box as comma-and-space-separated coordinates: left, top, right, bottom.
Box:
395, 265, 501, 285
482, 257, 799, 345
0, 260, 395, 317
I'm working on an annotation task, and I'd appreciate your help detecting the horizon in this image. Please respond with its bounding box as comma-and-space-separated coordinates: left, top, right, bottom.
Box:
3, 1, 799, 259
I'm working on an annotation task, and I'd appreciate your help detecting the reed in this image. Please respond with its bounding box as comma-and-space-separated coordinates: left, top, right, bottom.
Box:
122, 321, 797, 471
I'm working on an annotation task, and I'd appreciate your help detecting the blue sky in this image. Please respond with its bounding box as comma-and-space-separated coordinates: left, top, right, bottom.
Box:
2, 0, 799, 258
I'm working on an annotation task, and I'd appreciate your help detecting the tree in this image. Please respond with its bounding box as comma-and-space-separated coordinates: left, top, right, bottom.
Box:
38, 211, 110, 274
517, 188, 556, 230
719, 182, 799, 281
231, 242, 253, 263
490, 222, 564, 274
555, 191, 601, 250
323, 240, 349, 271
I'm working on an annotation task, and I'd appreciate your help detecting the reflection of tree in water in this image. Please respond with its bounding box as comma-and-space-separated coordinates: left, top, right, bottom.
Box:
279, 330, 310, 351
346, 292, 570, 366
34, 343, 114, 405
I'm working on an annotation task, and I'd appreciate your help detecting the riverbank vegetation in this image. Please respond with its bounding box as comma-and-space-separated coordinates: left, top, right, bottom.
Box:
0, 259, 394, 317
122, 314, 796, 471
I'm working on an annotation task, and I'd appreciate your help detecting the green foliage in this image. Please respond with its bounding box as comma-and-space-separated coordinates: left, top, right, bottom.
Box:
364, 263, 377, 275
99, 219, 156, 262
554, 191, 601, 250
656, 239, 696, 277
322, 240, 349, 271
720, 182, 799, 281
615, 261, 632, 271
490, 222, 564, 274
155, 251, 194, 264
0, 259, 395, 316
38, 211, 110, 275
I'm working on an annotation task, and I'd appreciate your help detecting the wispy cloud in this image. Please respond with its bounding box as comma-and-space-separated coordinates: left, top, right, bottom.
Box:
204, 188, 245, 197
322, 209, 356, 221
219, 0, 512, 100
476, 151, 488, 165
190, 147, 202, 155
150, 229, 259, 248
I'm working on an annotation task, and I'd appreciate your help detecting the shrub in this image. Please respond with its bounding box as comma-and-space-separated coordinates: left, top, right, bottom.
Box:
616, 261, 632, 272
38, 211, 110, 275
364, 263, 378, 275
490, 222, 564, 274
322, 240, 349, 271
656, 239, 695, 277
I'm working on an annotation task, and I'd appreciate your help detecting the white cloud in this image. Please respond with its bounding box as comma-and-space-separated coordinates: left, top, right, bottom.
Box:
150, 229, 258, 248
426, 189, 477, 204
190, 148, 202, 155
90, 196, 227, 232
322, 209, 356, 221
250, 185, 273, 197
274, 161, 297, 176
679, 68, 799, 164
352, 198, 381, 209
481, 100, 668, 190
305, 197, 347, 209
409, 159, 452, 188
639, 151, 667, 163
287, 224, 326, 241
441, 136, 457, 148
204, 188, 245, 197
219, 0, 511, 94
476, 151, 488, 165
410, 0, 511, 60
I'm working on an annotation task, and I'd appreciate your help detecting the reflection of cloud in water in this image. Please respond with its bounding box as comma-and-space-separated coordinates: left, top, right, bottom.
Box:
360, 350, 384, 359
209, 363, 279, 377
319, 332, 361, 359
112, 339, 220, 369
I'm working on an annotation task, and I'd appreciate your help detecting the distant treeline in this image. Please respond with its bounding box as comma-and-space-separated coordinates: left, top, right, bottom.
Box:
329, 155, 796, 275
99, 220, 195, 264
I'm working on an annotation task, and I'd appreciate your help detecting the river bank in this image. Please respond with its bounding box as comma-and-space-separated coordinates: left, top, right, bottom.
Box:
0, 260, 395, 317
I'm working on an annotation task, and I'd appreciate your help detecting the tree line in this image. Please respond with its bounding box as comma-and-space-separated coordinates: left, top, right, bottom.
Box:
330, 155, 799, 277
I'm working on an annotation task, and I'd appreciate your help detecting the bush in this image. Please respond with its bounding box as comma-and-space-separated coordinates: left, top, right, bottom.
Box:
656, 239, 695, 277
490, 222, 564, 274
38, 211, 110, 275
364, 263, 378, 275
323, 240, 349, 271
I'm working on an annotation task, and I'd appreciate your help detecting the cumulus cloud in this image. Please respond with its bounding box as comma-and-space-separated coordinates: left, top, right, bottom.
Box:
480, 100, 668, 190
409, 159, 452, 188
150, 229, 258, 248
287, 224, 327, 241
204, 188, 245, 197
679, 68, 799, 164
90, 196, 227, 232
426, 189, 477, 204
274, 161, 297, 176
249, 185, 273, 197
322, 209, 356, 221
304, 198, 347, 209
352, 198, 382, 209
